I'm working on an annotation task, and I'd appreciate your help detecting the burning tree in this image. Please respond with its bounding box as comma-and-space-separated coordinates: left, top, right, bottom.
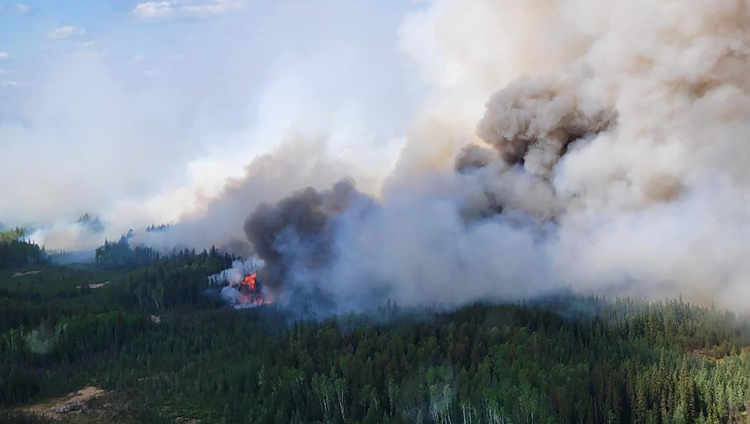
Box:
210, 259, 272, 309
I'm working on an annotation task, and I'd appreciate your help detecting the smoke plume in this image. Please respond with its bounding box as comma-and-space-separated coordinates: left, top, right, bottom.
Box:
243, 180, 372, 303
476, 75, 615, 179
214, 0, 750, 314
12, 1, 747, 315
136, 136, 368, 254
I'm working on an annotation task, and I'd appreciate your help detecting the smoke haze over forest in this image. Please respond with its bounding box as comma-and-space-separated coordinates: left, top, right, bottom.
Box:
5, 0, 750, 312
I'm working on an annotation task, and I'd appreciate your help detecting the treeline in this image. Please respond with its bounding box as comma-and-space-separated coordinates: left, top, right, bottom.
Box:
95, 235, 160, 268
0, 229, 46, 270
115, 247, 233, 310
93, 232, 229, 273
145, 224, 170, 233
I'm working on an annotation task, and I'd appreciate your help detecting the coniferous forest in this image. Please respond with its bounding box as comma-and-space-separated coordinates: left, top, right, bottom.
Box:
0, 229, 46, 271
2, 235, 750, 423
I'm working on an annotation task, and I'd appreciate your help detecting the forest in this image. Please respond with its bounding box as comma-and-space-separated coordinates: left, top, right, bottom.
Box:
2, 235, 750, 423
0, 229, 46, 271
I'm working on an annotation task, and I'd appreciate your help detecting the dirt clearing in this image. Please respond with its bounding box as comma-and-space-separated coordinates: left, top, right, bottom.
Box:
21, 386, 105, 420
12, 270, 41, 278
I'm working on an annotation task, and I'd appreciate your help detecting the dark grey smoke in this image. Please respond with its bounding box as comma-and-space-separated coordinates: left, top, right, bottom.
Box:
243, 179, 371, 306
219, 238, 254, 258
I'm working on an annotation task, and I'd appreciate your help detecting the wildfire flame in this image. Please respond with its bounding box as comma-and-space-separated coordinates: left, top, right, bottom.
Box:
211, 260, 273, 309
242, 273, 257, 290
234, 272, 271, 308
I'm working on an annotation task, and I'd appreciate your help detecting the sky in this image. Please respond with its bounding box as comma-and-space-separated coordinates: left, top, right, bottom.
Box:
0, 0, 426, 246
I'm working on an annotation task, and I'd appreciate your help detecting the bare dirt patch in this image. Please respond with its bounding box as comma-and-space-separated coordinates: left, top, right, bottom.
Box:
22, 386, 106, 420
87, 281, 109, 289
75, 281, 110, 290
12, 270, 41, 278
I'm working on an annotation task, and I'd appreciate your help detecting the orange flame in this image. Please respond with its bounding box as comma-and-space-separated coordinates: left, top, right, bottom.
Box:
236, 273, 271, 307
242, 273, 257, 290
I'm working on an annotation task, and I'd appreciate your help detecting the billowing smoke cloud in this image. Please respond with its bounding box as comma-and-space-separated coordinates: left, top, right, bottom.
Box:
221, 0, 750, 314
136, 135, 372, 254
9, 0, 750, 313
476, 75, 615, 179
454, 144, 495, 174
243, 180, 371, 301
209, 258, 261, 286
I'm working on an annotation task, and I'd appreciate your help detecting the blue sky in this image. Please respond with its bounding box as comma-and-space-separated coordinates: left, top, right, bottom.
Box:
0, 1, 428, 245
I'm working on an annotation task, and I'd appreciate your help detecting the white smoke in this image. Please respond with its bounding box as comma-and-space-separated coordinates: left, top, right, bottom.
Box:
209, 258, 262, 286
238, 0, 750, 314
137, 135, 375, 254
210, 257, 271, 309
219, 286, 244, 305
376, 0, 750, 311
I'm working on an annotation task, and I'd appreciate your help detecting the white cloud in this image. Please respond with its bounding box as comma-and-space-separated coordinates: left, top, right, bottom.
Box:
48, 25, 87, 40
15, 3, 30, 14
1, 80, 18, 87
182, 0, 244, 15
132, 0, 245, 20
133, 1, 174, 19
0, 52, 8, 60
